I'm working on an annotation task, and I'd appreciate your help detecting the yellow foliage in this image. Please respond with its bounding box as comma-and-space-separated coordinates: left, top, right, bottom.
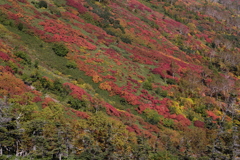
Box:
79, 47, 87, 52
0, 24, 8, 32
192, 117, 198, 121
71, 80, 78, 85
107, 27, 123, 37
213, 109, 223, 117
116, 108, 126, 113
234, 120, 240, 125
94, 1, 102, 6
83, 112, 136, 154
79, 83, 94, 92
171, 101, 184, 115
187, 23, 197, 30
181, 97, 194, 108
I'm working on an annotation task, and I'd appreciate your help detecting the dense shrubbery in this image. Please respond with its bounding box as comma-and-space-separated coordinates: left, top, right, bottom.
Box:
67, 96, 87, 110
14, 51, 31, 65
155, 88, 168, 97
66, 61, 77, 69
31, 0, 48, 9
0, 11, 13, 26
0, 0, 240, 159
52, 43, 69, 57
142, 80, 153, 90
38, 1, 48, 8
120, 36, 132, 44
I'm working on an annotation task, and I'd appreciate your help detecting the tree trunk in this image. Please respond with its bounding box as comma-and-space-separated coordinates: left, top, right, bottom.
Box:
59, 153, 62, 160
0, 145, 2, 156
16, 141, 19, 156
33, 144, 36, 151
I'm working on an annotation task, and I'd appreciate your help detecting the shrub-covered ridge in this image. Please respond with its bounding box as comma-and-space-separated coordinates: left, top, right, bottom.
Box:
0, 0, 240, 159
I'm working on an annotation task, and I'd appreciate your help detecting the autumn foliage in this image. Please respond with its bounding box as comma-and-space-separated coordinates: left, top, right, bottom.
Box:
0, 0, 240, 159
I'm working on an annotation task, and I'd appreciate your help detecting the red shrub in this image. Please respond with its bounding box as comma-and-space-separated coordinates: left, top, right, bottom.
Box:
0, 51, 10, 61
42, 97, 55, 109
71, 110, 89, 119
127, 124, 142, 135
64, 83, 88, 100
5, 66, 14, 73
143, 124, 160, 133
66, 0, 87, 14
1, 4, 12, 9
18, 0, 27, 3
175, 114, 191, 126
63, 12, 85, 23
206, 110, 220, 120
137, 104, 151, 113
194, 120, 205, 128
33, 96, 42, 103
105, 103, 121, 117
8, 12, 19, 20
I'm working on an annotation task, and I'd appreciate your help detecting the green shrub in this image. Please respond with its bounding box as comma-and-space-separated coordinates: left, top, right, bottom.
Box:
38, 1, 48, 8
66, 61, 77, 69
52, 43, 69, 57
120, 36, 132, 44
49, 5, 61, 16
18, 23, 24, 31
53, 0, 65, 7
142, 80, 153, 90
166, 78, 176, 85
120, 98, 127, 105
168, 106, 177, 114
67, 96, 87, 110
197, 25, 205, 32
194, 105, 206, 115
155, 88, 168, 97
7, 61, 19, 73
34, 60, 39, 69
143, 108, 161, 125
204, 117, 217, 129
81, 12, 95, 24
162, 118, 174, 128
149, 150, 178, 160
141, 17, 159, 29
106, 29, 116, 36
14, 51, 31, 65
0, 11, 13, 26
30, 70, 41, 82
186, 111, 195, 121
39, 77, 53, 90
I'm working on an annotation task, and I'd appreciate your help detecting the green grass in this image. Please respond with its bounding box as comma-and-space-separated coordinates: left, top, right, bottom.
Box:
0, 0, 9, 5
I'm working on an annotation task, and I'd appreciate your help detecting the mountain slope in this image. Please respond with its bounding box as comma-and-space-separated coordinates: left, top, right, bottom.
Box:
0, 0, 240, 159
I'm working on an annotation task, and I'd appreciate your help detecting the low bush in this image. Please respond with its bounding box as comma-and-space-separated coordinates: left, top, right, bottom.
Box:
52, 43, 69, 57
14, 51, 31, 65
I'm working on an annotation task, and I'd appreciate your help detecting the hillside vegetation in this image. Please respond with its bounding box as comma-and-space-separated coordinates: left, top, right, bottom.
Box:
0, 0, 240, 159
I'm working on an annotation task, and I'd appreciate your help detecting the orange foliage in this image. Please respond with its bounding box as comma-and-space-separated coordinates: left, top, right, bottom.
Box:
92, 74, 103, 83
42, 97, 55, 109
99, 81, 112, 91
206, 110, 220, 120
0, 72, 27, 97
